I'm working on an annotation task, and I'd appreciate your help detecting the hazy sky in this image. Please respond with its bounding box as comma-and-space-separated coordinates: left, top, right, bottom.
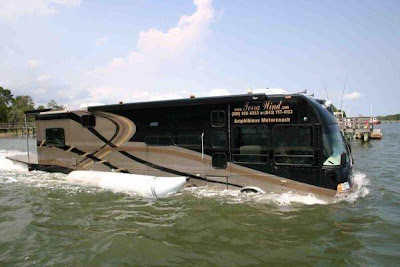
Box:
0, 0, 399, 115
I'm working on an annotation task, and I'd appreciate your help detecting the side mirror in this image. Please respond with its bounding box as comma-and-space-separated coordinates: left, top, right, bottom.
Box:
340, 152, 347, 166
347, 144, 354, 164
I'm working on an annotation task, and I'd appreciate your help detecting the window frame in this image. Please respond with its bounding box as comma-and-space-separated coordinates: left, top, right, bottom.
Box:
144, 135, 172, 146
212, 152, 227, 169
211, 131, 227, 148
81, 114, 96, 128
45, 128, 65, 147
210, 110, 226, 127
232, 125, 269, 164
272, 124, 315, 166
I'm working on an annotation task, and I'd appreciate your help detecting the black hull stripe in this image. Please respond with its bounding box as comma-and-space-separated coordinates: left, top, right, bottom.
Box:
120, 151, 243, 187
87, 128, 116, 148
95, 113, 120, 145
70, 146, 129, 173
119, 151, 192, 182
68, 113, 119, 167
59, 145, 128, 173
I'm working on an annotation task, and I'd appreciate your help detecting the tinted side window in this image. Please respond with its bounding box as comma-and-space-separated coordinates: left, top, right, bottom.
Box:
46, 128, 65, 147
145, 136, 172, 146
212, 153, 227, 169
273, 125, 314, 165
173, 135, 201, 147
232, 125, 269, 164
211, 110, 226, 127
212, 131, 227, 148
81, 115, 96, 128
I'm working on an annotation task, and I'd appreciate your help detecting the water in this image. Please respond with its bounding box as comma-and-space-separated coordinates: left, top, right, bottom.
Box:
0, 124, 399, 265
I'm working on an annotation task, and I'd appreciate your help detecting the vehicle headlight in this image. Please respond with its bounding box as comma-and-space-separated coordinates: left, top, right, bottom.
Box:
337, 182, 350, 192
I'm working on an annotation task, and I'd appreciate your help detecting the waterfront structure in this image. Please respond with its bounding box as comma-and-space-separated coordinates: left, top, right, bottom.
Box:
334, 112, 383, 141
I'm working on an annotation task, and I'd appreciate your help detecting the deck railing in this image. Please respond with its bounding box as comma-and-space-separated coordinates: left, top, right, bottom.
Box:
0, 122, 36, 130
342, 117, 372, 130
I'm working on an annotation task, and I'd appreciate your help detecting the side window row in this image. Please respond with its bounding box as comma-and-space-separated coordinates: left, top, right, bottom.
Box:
233, 125, 314, 165
144, 125, 314, 165
145, 133, 227, 148
45, 124, 314, 166
233, 125, 269, 164
211, 124, 314, 168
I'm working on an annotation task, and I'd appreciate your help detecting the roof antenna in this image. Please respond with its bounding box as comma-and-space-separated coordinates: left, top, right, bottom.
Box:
339, 73, 349, 111
320, 78, 332, 107
321, 79, 329, 100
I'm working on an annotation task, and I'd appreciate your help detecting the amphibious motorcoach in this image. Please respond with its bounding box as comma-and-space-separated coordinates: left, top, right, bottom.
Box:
16, 91, 353, 198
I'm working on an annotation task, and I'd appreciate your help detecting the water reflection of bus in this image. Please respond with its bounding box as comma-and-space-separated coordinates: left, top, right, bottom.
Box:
28, 92, 353, 198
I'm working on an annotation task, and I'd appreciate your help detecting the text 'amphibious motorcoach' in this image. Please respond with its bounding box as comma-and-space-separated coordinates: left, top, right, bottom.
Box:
27, 91, 353, 198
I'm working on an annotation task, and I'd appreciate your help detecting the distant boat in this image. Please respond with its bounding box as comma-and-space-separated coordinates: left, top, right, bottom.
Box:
371, 117, 381, 124
364, 117, 381, 125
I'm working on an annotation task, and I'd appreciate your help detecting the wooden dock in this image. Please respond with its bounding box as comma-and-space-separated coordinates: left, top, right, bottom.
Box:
335, 113, 383, 141
0, 122, 36, 137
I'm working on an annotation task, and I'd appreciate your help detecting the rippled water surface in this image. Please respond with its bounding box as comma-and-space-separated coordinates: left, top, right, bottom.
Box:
1, 124, 399, 266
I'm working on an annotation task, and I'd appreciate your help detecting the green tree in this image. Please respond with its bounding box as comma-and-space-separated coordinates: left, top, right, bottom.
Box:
47, 99, 64, 110
377, 114, 400, 121
36, 104, 46, 110
0, 86, 14, 122
7, 95, 35, 123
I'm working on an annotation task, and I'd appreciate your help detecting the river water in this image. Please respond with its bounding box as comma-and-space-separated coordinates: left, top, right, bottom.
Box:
0, 124, 399, 266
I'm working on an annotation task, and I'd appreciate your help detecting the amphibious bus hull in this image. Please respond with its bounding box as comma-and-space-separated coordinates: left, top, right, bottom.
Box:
29, 93, 353, 198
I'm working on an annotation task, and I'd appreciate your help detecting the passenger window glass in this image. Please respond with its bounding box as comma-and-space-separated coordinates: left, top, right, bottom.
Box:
81, 115, 96, 128
211, 110, 225, 127
173, 135, 201, 147
46, 128, 65, 147
232, 125, 269, 164
212, 131, 226, 148
145, 136, 172, 146
273, 125, 314, 165
212, 153, 227, 169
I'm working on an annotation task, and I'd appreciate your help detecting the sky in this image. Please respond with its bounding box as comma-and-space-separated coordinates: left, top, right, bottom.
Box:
0, 0, 399, 116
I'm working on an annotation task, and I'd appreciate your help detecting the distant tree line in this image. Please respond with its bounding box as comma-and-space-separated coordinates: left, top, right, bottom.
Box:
0, 86, 64, 124
377, 114, 400, 121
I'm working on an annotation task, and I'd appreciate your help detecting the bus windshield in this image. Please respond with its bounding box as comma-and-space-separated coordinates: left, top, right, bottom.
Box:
322, 124, 348, 166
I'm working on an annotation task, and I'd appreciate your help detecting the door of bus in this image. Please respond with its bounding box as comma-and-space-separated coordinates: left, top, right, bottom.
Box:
204, 109, 231, 188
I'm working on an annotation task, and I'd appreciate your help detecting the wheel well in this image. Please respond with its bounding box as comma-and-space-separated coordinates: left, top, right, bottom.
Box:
184, 184, 198, 188
240, 187, 265, 194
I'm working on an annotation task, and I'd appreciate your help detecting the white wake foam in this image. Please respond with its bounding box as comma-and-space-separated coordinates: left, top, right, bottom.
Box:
0, 150, 28, 172
185, 187, 327, 206
186, 172, 370, 206
334, 172, 370, 203
255, 191, 327, 205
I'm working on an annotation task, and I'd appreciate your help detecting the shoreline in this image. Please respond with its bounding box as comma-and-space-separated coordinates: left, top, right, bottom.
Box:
381, 120, 400, 123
